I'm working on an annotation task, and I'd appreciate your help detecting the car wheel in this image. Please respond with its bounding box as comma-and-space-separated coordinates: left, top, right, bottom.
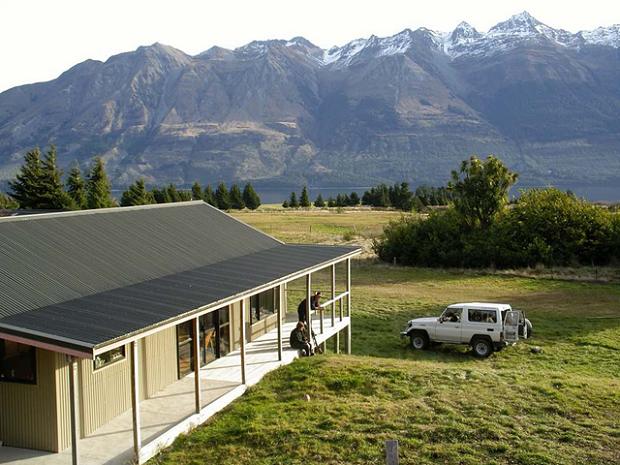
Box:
472, 338, 493, 358
526, 320, 533, 339
410, 331, 429, 350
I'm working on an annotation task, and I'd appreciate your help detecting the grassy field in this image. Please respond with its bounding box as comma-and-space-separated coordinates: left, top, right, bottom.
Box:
150, 210, 620, 465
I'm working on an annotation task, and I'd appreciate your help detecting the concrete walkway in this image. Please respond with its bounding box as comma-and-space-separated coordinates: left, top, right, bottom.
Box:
0, 316, 349, 465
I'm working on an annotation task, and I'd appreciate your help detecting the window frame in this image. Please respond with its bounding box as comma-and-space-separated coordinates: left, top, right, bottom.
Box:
0, 339, 37, 385
467, 308, 498, 324
93, 346, 126, 371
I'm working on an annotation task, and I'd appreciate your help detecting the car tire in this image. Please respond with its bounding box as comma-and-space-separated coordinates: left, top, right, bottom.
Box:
472, 338, 493, 358
525, 320, 533, 338
410, 331, 429, 350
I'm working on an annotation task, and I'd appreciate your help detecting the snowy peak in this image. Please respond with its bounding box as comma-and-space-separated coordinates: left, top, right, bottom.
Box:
580, 25, 620, 47
451, 22, 482, 41
489, 11, 541, 34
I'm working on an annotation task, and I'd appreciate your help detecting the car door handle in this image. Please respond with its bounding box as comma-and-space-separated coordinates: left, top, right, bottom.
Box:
487, 328, 494, 332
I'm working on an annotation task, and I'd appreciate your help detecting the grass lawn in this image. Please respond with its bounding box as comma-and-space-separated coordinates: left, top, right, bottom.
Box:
149, 210, 620, 465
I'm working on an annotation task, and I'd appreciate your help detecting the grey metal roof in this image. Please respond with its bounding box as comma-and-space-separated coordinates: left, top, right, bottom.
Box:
0, 202, 359, 353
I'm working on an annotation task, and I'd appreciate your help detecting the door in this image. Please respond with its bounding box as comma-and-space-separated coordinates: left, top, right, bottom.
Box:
504, 311, 520, 343
198, 306, 230, 367
176, 321, 194, 378
462, 308, 499, 342
435, 307, 462, 342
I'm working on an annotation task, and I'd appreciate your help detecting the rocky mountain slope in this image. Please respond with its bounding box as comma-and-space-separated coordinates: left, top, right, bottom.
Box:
0, 11, 619, 188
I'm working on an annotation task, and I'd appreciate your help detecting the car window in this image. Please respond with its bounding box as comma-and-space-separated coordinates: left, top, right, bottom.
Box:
468, 309, 497, 323
440, 307, 462, 322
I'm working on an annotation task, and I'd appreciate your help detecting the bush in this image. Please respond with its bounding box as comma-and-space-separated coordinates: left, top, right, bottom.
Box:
374, 189, 620, 268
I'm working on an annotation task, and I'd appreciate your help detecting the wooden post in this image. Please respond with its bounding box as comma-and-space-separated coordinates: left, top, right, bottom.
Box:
335, 331, 340, 354
240, 299, 247, 384
68, 357, 80, 465
346, 258, 352, 355
193, 317, 201, 413
306, 273, 312, 328
331, 264, 336, 327
130, 341, 141, 462
385, 440, 399, 465
277, 285, 283, 361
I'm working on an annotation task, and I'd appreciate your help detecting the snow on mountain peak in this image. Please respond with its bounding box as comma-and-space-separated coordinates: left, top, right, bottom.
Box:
580, 25, 620, 47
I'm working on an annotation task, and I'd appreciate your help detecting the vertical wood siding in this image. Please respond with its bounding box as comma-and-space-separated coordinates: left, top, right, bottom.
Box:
141, 327, 177, 396
0, 348, 59, 451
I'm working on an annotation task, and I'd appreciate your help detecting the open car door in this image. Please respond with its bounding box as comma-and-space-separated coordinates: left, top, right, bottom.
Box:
503, 310, 520, 343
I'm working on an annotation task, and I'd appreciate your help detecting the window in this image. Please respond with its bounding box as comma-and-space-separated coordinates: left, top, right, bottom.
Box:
468, 309, 497, 323
250, 288, 279, 324
0, 339, 36, 384
440, 307, 462, 323
93, 346, 125, 370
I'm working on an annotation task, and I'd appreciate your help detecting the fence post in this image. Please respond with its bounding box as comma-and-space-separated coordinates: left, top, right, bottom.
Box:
385, 440, 399, 465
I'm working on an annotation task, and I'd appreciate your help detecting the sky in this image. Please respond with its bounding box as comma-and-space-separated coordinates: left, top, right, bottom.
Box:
1, 0, 619, 92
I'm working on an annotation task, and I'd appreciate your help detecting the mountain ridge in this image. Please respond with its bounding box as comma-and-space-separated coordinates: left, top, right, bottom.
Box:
0, 11, 619, 188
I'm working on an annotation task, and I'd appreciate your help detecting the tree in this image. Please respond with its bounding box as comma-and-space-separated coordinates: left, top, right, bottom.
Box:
349, 192, 361, 206
191, 181, 203, 201
203, 185, 216, 206
289, 191, 299, 208
229, 184, 245, 209
242, 183, 261, 210
66, 164, 87, 209
215, 182, 231, 209
165, 184, 182, 202
314, 193, 325, 208
38, 146, 73, 209
120, 179, 154, 206
336, 193, 347, 207
86, 157, 115, 209
151, 187, 171, 204
448, 155, 518, 229
327, 197, 336, 208
300, 186, 311, 207
0, 193, 19, 209
282, 200, 289, 208
9, 148, 45, 208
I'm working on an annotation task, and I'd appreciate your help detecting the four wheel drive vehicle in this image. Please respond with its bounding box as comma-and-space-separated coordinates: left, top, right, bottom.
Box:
400, 303, 533, 358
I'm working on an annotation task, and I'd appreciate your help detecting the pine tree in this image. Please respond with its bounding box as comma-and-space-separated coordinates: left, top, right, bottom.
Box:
165, 184, 181, 202
151, 187, 171, 204
0, 193, 19, 209
120, 179, 154, 206
282, 200, 289, 208
191, 181, 203, 201
242, 183, 261, 210
229, 184, 245, 209
327, 197, 336, 208
86, 157, 115, 209
349, 192, 360, 206
9, 147, 45, 209
178, 190, 192, 201
40, 146, 72, 209
300, 186, 311, 207
203, 185, 216, 206
66, 164, 86, 209
314, 193, 325, 208
215, 182, 231, 210
289, 191, 299, 208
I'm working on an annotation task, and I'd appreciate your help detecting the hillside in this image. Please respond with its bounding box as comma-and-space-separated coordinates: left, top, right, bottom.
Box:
1, 11, 620, 188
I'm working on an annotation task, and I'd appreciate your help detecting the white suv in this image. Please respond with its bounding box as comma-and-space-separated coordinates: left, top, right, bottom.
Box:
401, 302, 532, 358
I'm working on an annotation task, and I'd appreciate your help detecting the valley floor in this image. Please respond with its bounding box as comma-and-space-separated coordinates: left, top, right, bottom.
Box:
148, 209, 620, 465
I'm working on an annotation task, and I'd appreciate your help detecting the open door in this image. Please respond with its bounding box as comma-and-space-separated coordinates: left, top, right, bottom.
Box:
504, 311, 520, 343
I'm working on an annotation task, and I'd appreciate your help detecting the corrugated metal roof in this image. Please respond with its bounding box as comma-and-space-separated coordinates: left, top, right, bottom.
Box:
0, 202, 359, 353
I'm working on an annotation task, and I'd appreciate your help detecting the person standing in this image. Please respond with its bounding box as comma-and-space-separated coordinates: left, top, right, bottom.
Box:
297, 291, 322, 323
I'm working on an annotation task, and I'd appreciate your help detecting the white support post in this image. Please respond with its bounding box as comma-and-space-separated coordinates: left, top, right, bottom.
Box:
306, 273, 312, 329
193, 317, 201, 414
331, 264, 336, 327
277, 286, 283, 361
130, 341, 141, 462
68, 357, 80, 465
346, 258, 352, 355
240, 300, 247, 384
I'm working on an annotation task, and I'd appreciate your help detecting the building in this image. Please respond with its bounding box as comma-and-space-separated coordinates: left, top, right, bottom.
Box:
0, 201, 359, 464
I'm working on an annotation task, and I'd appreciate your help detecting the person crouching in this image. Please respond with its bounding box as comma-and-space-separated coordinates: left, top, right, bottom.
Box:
290, 321, 314, 356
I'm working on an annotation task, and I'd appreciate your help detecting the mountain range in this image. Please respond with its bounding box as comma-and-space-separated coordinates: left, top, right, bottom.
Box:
1, 11, 619, 189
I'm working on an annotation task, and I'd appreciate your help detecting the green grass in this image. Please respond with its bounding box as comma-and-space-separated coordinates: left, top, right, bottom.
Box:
149, 211, 620, 465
